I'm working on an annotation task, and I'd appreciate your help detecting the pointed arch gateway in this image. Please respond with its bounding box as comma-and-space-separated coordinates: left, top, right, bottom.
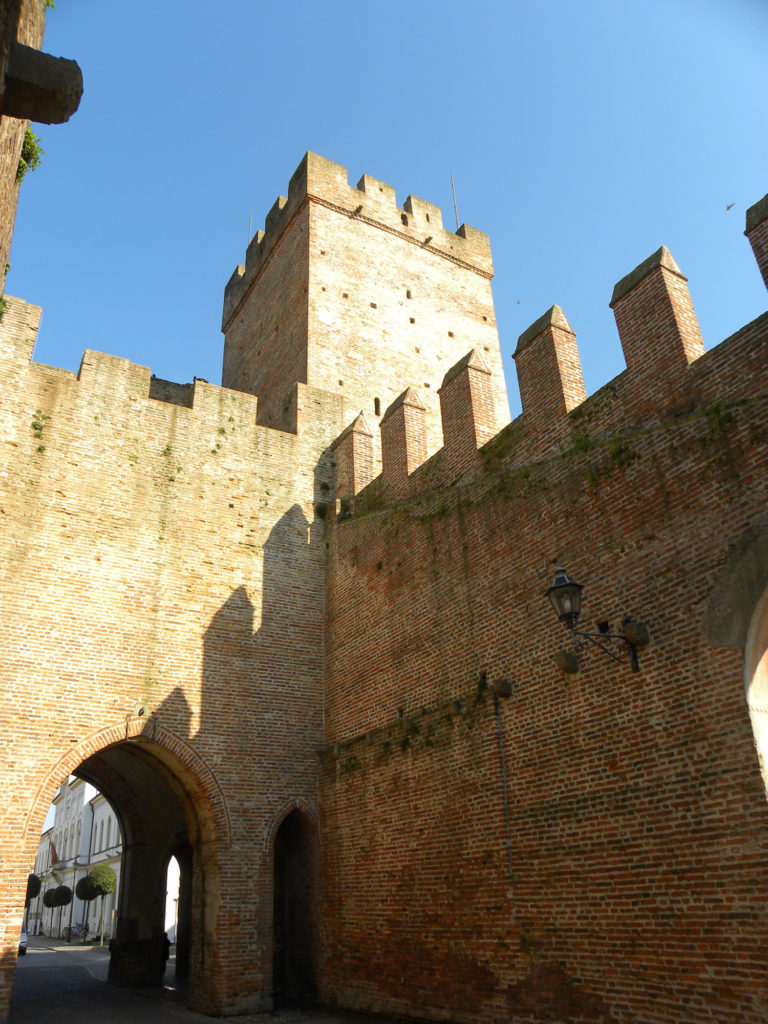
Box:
24, 716, 232, 1013
746, 584, 768, 796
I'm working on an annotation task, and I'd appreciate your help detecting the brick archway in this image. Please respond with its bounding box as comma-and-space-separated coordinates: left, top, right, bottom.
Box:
22, 716, 232, 850
264, 797, 319, 855
17, 715, 231, 1015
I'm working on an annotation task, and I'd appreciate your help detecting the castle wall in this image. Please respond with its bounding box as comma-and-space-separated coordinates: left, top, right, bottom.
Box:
1, 148, 767, 1024
0, 297, 347, 1015
321, 227, 768, 1023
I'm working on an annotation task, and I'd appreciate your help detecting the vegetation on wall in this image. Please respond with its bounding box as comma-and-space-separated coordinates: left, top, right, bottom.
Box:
16, 128, 44, 184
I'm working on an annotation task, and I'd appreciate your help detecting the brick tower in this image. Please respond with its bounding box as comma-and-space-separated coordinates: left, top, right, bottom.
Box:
221, 152, 509, 456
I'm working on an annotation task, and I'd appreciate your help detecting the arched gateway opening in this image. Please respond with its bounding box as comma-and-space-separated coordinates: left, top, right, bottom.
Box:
22, 717, 229, 1013
746, 584, 768, 797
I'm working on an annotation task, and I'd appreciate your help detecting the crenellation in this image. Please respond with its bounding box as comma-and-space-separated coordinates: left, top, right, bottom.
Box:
380, 386, 427, 497
438, 348, 495, 473
355, 173, 397, 213
513, 304, 586, 434
745, 192, 768, 290
610, 246, 705, 402
191, 377, 259, 423
334, 206, 766, 511
288, 150, 350, 205
403, 194, 444, 231
76, 349, 152, 398
0, 295, 42, 382
331, 411, 374, 501
245, 229, 265, 264
264, 194, 288, 234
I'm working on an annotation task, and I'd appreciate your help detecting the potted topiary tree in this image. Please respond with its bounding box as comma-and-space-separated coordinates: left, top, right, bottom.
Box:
75, 873, 100, 943
88, 865, 116, 946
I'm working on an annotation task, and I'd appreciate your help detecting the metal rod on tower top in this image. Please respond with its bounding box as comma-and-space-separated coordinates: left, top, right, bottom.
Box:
451, 173, 459, 231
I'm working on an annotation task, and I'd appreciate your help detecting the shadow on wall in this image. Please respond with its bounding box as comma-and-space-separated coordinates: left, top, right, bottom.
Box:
199, 499, 324, 769
192, 493, 326, 1005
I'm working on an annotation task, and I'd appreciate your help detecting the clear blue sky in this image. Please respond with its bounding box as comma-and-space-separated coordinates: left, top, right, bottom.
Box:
9, 0, 767, 419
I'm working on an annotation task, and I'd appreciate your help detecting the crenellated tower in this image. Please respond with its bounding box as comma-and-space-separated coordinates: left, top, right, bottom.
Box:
221, 152, 510, 454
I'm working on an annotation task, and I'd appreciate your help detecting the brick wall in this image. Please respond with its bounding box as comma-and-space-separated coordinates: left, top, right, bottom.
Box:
0, 298, 347, 1016
0, 152, 766, 1024
321, 225, 768, 1022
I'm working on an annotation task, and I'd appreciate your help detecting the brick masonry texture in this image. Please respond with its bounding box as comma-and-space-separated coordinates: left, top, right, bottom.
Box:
0, 150, 766, 1024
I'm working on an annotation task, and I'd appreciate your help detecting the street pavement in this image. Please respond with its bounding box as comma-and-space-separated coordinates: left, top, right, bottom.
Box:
9, 936, 402, 1024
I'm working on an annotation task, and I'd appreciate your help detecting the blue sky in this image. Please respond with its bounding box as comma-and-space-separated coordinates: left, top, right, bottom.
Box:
9, 0, 767, 419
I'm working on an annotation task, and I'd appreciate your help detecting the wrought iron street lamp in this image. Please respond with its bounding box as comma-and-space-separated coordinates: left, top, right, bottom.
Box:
547, 567, 649, 673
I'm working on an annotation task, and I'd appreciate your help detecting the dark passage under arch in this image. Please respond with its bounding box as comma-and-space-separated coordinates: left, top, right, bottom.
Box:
273, 809, 319, 1006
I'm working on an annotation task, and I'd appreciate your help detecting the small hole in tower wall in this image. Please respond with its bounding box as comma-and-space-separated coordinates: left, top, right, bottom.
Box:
401, 214, 408, 226
374, 397, 381, 416
343, 292, 349, 299
448, 331, 454, 338
338, 380, 344, 387
410, 317, 415, 324
406, 289, 412, 298
370, 302, 377, 309
425, 213, 430, 223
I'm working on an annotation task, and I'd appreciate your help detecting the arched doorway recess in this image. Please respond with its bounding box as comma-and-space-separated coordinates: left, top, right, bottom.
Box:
272, 807, 320, 1007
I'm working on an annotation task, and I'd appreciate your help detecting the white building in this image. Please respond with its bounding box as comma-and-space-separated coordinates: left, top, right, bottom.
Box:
30, 777, 122, 940
30, 777, 178, 941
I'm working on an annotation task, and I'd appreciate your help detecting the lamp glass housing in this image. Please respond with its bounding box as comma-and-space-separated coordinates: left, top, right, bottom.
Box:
547, 568, 583, 629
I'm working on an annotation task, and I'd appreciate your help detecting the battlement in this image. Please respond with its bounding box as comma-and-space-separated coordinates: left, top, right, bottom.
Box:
333, 198, 768, 509
0, 309, 350, 487
222, 152, 493, 330
746, 191, 768, 289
